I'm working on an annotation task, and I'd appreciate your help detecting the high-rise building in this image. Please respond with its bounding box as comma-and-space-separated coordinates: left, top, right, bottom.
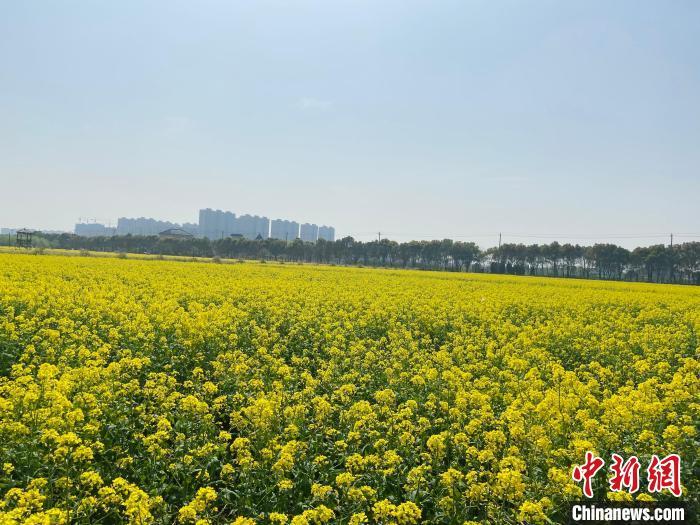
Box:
116, 217, 178, 236
300, 223, 319, 242
231, 214, 269, 239
255, 215, 270, 239
198, 209, 214, 238
223, 211, 236, 237
270, 219, 300, 241
235, 214, 255, 239
74, 223, 116, 237
198, 209, 236, 239
318, 225, 335, 242
75, 209, 330, 241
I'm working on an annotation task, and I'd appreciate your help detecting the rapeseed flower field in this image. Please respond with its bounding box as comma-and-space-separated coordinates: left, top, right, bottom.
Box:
0, 253, 697, 524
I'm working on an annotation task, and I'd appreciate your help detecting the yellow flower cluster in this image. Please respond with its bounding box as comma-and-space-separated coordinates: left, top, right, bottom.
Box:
0, 253, 697, 523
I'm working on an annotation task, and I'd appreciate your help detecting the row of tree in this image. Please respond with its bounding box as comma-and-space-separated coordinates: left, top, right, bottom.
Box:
487, 241, 699, 284
14, 233, 700, 285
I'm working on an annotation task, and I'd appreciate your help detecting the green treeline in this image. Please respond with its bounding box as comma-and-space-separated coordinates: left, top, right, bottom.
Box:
10, 233, 700, 285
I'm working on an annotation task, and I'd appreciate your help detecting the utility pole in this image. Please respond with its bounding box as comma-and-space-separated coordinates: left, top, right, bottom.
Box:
378, 232, 381, 242
670, 233, 673, 248
498, 232, 502, 249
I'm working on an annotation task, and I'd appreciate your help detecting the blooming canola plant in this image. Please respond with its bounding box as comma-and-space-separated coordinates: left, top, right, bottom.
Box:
0, 253, 697, 524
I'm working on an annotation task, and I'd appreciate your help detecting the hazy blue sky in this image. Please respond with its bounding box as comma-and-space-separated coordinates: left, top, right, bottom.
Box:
1, 0, 698, 247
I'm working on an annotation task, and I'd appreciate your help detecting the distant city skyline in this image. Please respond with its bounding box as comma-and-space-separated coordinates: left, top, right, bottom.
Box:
4, 213, 699, 250
22, 213, 699, 251
72, 207, 336, 242
1, 1, 699, 249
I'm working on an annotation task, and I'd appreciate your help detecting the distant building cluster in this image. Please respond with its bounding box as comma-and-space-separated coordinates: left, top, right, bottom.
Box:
116, 217, 198, 237
74, 223, 116, 237
198, 209, 334, 241
300, 223, 318, 242
199, 209, 270, 240
73, 209, 335, 242
318, 225, 334, 242
270, 219, 299, 242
